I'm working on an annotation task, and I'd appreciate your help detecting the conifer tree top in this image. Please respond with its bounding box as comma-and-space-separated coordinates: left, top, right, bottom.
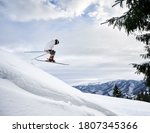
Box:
104, 0, 150, 44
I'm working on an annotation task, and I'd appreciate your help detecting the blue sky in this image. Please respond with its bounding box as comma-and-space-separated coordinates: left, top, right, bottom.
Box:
0, 0, 145, 84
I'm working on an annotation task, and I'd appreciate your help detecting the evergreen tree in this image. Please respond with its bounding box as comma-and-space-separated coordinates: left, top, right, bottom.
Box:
103, 0, 150, 87
148, 87, 150, 95
136, 90, 150, 102
113, 85, 122, 97
136, 91, 144, 101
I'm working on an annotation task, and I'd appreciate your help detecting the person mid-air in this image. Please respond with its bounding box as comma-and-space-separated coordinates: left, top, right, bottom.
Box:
44, 39, 59, 62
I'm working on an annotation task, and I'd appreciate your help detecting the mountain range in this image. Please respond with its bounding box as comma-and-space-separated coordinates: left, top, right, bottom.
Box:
74, 80, 146, 99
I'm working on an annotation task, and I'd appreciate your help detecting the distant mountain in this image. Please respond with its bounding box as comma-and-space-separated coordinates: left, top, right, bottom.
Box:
73, 80, 147, 99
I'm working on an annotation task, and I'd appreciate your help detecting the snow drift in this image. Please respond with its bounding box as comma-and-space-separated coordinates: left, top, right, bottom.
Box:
0, 50, 150, 116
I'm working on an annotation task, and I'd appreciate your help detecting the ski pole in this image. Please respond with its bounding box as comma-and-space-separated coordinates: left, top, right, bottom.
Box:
24, 51, 44, 53
32, 53, 47, 60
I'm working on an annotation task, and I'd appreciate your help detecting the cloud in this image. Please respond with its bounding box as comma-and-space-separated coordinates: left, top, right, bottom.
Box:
88, 0, 128, 22
0, 0, 96, 21
0, 0, 65, 21
0, 0, 127, 22
56, 0, 97, 17
0, 1, 5, 7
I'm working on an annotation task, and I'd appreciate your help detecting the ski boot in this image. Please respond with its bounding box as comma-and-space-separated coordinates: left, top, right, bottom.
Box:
48, 55, 55, 62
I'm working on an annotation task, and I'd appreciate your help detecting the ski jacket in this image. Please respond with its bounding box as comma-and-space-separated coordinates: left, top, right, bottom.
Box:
44, 40, 55, 51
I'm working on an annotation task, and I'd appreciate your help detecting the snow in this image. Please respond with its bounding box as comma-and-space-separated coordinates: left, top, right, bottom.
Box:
0, 50, 150, 116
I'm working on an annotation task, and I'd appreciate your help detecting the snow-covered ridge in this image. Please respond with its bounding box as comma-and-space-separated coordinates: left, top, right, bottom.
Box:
0, 50, 82, 104
0, 50, 150, 116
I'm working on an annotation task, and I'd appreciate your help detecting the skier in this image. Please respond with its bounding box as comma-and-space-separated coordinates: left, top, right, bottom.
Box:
44, 39, 59, 62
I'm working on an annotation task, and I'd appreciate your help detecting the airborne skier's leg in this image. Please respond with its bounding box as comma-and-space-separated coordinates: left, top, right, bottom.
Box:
49, 50, 56, 62
49, 55, 55, 62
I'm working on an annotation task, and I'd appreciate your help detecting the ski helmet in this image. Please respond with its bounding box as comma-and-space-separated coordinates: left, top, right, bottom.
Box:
55, 39, 59, 45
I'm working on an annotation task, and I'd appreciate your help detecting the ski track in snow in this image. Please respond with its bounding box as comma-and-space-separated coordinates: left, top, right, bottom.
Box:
81, 98, 117, 116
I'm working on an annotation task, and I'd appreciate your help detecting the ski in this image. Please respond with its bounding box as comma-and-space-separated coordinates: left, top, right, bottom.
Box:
35, 59, 69, 65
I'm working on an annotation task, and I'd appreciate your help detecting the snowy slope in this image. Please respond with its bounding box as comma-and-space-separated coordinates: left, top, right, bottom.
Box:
0, 50, 150, 116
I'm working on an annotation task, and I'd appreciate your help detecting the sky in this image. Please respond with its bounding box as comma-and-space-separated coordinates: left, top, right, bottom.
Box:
0, 0, 146, 85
